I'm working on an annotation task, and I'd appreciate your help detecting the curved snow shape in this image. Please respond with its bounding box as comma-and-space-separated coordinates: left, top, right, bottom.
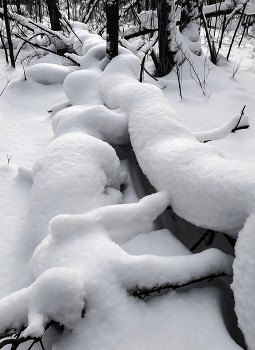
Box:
24, 267, 85, 338
64, 69, 103, 105
48, 101, 72, 119
23, 192, 232, 339
52, 104, 129, 145
26, 63, 77, 85
232, 213, 255, 350
194, 114, 249, 142
99, 49, 255, 347
100, 52, 255, 236
0, 267, 85, 338
26, 133, 124, 250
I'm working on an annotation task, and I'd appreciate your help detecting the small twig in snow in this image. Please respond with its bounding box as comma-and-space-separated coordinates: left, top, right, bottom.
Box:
131, 272, 228, 299
0, 78, 12, 97
7, 155, 12, 164
231, 105, 248, 132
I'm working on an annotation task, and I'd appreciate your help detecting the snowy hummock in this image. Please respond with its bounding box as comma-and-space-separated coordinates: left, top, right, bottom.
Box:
25, 133, 124, 253
26, 63, 77, 85
0, 192, 234, 347
232, 213, 255, 350
1, 19, 254, 350
52, 104, 129, 145
101, 51, 255, 236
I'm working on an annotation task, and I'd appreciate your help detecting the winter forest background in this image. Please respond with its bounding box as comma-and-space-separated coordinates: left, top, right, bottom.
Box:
0, 0, 255, 349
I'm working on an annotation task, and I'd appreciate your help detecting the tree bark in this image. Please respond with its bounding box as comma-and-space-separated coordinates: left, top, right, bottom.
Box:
106, 0, 119, 60
45, 0, 61, 31
3, 0, 15, 67
15, 0, 21, 14
157, 0, 176, 76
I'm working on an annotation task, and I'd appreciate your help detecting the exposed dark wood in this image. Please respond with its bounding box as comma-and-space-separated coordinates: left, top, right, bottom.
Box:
106, 0, 119, 59
3, 0, 15, 67
157, 0, 175, 76
123, 27, 157, 40
45, 0, 61, 31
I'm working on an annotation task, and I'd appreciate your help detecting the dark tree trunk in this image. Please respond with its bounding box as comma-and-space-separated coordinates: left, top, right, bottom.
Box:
106, 0, 119, 60
151, 0, 157, 10
157, 0, 176, 76
66, 0, 70, 20
0, 30, 9, 63
137, 0, 142, 13
3, 0, 15, 67
15, 0, 21, 14
45, 0, 61, 31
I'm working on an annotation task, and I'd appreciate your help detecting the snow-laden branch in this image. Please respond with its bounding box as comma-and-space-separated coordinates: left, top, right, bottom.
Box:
0, 191, 233, 344
0, 22, 245, 350
100, 51, 255, 236
99, 42, 255, 349
193, 112, 249, 143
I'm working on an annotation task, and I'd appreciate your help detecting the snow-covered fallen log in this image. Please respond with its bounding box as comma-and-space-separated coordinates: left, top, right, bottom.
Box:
0, 24, 251, 350
0, 192, 234, 345
101, 51, 255, 236
99, 43, 255, 349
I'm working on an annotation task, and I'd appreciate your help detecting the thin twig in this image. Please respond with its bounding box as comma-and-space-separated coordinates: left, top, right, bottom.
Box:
131, 272, 228, 299
0, 78, 12, 97
231, 105, 248, 132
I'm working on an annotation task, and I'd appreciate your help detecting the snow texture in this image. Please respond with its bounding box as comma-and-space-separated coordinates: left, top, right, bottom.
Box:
0, 20, 253, 350
232, 213, 255, 350
101, 51, 255, 237
0, 192, 233, 343
26, 63, 77, 85
193, 114, 249, 142
52, 105, 129, 145
25, 133, 124, 253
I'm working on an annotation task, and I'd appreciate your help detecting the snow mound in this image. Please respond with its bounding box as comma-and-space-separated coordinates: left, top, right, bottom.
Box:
232, 213, 255, 350
63, 69, 103, 105
26, 133, 124, 251
0, 267, 85, 338
26, 63, 77, 85
101, 52, 255, 236
52, 104, 129, 145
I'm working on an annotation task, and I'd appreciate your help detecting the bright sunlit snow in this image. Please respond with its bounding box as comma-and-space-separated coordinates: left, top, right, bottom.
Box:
0, 5, 255, 350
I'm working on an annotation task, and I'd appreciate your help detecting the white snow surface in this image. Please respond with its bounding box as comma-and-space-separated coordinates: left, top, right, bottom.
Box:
52, 104, 129, 145
232, 213, 255, 350
101, 52, 255, 236
26, 63, 77, 85
1, 20, 255, 350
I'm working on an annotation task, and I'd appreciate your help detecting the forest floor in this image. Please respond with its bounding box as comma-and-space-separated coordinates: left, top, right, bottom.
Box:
0, 26, 255, 350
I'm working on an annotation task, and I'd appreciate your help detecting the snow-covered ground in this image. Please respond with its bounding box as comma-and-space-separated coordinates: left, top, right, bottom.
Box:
0, 21, 255, 350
